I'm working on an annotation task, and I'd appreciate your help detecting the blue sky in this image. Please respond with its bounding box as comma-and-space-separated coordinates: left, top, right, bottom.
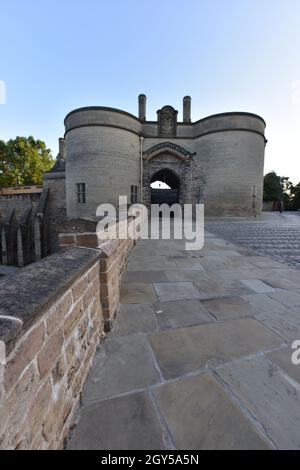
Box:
1, 0, 300, 182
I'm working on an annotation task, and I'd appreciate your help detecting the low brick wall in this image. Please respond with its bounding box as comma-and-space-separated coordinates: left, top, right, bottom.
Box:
0, 214, 140, 449
59, 216, 140, 331
0, 248, 104, 450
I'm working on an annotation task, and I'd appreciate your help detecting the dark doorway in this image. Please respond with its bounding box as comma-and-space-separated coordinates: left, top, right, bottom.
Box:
151, 169, 180, 205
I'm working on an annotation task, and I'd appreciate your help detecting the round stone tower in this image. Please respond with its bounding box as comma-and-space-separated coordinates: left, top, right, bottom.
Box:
64, 107, 142, 218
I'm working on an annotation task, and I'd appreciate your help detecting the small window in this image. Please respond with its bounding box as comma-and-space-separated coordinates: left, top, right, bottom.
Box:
130, 185, 139, 204
76, 183, 86, 204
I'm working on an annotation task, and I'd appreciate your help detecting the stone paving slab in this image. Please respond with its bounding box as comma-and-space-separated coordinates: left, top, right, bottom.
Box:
153, 282, 200, 302
240, 279, 275, 294
153, 373, 270, 450
69, 392, 166, 450
113, 304, 158, 336
167, 256, 206, 270
164, 269, 210, 282
216, 267, 262, 281
242, 293, 286, 314
215, 355, 300, 449
253, 308, 300, 342
120, 283, 157, 304
123, 270, 168, 283
193, 279, 228, 300
256, 272, 300, 291
127, 255, 177, 271
201, 296, 256, 320
149, 318, 283, 379
268, 290, 300, 308
154, 300, 213, 329
219, 280, 254, 297
83, 334, 161, 403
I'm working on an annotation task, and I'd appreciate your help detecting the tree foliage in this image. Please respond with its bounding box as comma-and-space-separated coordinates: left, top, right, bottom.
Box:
263, 171, 282, 202
0, 136, 54, 186
263, 171, 300, 211
289, 183, 300, 210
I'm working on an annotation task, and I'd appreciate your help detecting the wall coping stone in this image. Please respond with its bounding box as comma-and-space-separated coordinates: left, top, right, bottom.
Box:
0, 247, 101, 355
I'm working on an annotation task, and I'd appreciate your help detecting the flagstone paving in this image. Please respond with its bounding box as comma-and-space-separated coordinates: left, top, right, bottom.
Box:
68, 224, 300, 450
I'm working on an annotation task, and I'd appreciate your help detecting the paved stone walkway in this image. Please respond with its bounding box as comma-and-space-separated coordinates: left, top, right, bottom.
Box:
68, 224, 300, 450
206, 212, 300, 269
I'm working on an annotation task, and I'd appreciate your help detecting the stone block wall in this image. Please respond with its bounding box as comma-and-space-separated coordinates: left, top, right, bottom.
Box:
0, 248, 104, 450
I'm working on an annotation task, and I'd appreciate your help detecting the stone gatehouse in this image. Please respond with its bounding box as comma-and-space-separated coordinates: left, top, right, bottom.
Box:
63, 95, 267, 218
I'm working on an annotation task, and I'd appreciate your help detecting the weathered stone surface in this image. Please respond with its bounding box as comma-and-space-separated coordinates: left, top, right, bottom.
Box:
153, 282, 200, 302
168, 256, 205, 270
201, 296, 256, 320
267, 291, 300, 308
4, 322, 46, 392
68, 392, 166, 450
240, 279, 275, 294
154, 373, 270, 450
120, 283, 157, 304
253, 307, 300, 342
149, 318, 283, 379
113, 304, 158, 336
0, 318, 22, 350
212, 267, 261, 281
164, 269, 210, 282
83, 335, 161, 403
193, 279, 228, 300
155, 300, 213, 329
127, 255, 177, 272
242, 293, 284, 313
37, 330, 64, 379
123, 270, 168, 283
0, 248, 100, 349
219, 280, 254, 296
216, 355, 300, 449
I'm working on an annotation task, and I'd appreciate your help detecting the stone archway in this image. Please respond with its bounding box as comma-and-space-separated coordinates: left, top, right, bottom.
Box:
151, 168, 180, 206
142, 142, 194, 208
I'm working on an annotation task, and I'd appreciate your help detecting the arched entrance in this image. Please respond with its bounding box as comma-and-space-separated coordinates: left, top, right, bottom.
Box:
151, 168, 180, 205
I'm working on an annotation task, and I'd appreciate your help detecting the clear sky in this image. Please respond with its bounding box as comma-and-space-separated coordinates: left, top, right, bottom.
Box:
1, 0, 300, 182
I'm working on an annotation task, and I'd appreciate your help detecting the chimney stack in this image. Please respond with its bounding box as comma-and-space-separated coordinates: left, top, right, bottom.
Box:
183, 96, 191, 123
138, 94, 147, 121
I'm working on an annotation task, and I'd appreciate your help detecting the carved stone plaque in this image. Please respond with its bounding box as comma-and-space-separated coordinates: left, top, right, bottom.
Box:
157, 106, 177, 137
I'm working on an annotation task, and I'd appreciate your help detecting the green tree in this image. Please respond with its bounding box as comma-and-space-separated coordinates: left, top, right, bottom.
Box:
263, 171, 281, 202
289, 183, 300, 210
0, 136, 54, 186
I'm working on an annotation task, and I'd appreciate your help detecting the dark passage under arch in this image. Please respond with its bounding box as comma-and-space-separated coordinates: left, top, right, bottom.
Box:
151, 169, 180, 205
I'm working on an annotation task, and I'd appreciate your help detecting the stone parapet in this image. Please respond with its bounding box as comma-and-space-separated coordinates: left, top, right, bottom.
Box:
58, 216, 140, 330
0, 247, 104, 449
